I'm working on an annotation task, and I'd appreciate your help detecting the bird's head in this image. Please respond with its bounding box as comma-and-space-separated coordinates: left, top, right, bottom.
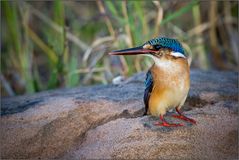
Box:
109, 37, 187, 66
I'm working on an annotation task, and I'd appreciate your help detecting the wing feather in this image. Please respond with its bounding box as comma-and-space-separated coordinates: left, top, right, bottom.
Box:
143, 70, 153, 115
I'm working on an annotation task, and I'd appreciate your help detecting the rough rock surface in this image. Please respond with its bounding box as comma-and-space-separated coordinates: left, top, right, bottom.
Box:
1, 70, 238, 159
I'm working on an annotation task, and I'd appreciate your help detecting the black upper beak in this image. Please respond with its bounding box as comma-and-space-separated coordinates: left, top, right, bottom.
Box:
108, 46, 157, 55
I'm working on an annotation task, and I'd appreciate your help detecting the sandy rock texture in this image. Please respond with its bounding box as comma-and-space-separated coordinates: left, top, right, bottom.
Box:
1, 70, 238, 159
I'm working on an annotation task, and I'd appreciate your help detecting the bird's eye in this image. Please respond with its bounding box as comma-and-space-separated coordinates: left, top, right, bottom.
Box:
154, 45, 161, 50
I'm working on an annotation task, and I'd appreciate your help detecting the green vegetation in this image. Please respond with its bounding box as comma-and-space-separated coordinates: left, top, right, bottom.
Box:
1, 1, 238, 96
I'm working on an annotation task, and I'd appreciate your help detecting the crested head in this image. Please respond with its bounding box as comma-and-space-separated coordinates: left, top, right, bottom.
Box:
140, 37, 188, 69
109, 36, 187, 60
145, 37, 186, 56
109, 36, 189, 72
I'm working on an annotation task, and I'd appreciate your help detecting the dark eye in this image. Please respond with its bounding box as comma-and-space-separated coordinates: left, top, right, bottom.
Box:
154, 45, 161, 50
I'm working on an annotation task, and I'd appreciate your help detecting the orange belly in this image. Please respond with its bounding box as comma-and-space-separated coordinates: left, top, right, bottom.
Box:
148, 58, 190, 116
149, 84, 189, 116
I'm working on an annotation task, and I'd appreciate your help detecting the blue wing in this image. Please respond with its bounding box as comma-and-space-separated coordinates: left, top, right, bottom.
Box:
144, 70, 153, 115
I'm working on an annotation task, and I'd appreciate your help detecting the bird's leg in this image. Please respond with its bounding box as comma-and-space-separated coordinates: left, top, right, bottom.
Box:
154, 115, 183, 127
172, 107, 196, 124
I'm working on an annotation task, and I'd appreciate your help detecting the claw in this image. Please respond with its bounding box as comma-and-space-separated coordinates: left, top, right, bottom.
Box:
155, 115, 184, 127
172, 115, 196, 124
173, 107, 196, 124
154, 121, 183, 127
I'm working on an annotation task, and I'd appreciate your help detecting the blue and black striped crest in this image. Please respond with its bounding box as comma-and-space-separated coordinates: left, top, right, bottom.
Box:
147, 37, 185, 55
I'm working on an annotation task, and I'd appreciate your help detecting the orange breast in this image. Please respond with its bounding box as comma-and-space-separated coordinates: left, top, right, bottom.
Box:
148, 58, 190, 116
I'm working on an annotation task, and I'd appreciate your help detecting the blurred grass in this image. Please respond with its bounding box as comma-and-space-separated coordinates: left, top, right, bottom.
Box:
161, 0, 199, 25
1, 1, 238, 97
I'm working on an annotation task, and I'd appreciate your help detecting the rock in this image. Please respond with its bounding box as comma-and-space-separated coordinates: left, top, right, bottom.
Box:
1, 70, 238, 159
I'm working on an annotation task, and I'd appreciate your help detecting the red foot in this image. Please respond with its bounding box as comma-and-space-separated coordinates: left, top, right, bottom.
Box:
173, 107, 196, 124
154, 115, 184, 127
154, 121, 183, 127
172, 115, 196, 124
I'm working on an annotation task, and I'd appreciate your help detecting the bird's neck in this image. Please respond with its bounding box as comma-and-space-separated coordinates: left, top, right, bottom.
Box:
150, 58, 189, 83
154, 58, 188, 72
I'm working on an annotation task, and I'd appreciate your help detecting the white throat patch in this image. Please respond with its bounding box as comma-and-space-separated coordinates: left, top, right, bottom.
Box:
171, 51, 186, 58
145, 52, 186, 70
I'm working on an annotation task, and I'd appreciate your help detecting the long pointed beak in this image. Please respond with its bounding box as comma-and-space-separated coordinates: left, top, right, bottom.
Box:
109, 46, 157, 55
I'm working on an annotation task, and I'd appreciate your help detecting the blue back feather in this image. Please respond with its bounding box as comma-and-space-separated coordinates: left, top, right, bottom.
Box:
145, 71, 153, 89
147, 37, 185, 55
144, 71, 153, 115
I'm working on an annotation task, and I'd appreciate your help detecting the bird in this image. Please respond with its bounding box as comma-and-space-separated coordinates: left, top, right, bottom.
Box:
109, 37, 196, 127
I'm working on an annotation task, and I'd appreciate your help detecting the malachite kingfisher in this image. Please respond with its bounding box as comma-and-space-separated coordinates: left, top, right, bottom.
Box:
109, 37, 196, 127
